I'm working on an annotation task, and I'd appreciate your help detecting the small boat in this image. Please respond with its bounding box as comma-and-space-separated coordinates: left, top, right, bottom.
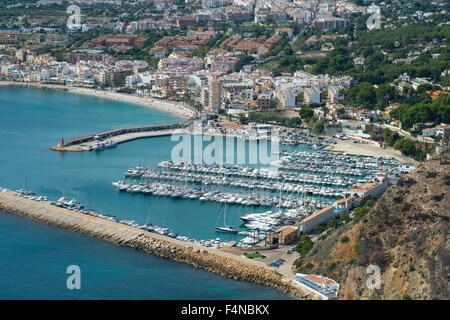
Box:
215, 226, 238, 233
215, 203, 238, 233
93, 143, 106, 151
105, 140, 117, 148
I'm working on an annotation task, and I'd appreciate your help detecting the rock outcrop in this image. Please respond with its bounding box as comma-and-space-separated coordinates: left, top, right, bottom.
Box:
294, 154, 449, 300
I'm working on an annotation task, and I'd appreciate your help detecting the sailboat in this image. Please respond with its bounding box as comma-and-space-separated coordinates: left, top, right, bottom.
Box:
143, 203, 154, 232
215, 203, 238, 233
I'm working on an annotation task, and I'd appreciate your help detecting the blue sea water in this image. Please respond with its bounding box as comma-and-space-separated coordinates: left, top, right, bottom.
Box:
0, 87, 293, 299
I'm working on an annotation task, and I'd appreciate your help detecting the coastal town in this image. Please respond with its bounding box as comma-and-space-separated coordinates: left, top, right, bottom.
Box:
0, 0, 449, 302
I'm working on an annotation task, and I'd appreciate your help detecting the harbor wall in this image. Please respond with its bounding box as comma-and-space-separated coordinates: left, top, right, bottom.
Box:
0, 191, 310, 299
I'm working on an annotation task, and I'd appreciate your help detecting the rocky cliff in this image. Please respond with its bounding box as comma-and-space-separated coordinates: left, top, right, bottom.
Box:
295, 154, 449, 300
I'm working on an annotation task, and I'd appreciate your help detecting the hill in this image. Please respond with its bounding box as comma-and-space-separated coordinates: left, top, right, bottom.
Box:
294, 154, 449, 300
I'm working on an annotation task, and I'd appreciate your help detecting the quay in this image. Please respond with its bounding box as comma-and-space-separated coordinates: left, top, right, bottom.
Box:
0, 190, 311, 299
51, 123, 185, 152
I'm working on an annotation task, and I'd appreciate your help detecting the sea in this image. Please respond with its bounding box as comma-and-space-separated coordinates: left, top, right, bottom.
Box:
0, 87, 295, 299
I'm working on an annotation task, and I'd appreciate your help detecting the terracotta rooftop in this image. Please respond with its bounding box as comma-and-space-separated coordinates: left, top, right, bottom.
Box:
305, 274, 337, 287
300, 205, 335, 223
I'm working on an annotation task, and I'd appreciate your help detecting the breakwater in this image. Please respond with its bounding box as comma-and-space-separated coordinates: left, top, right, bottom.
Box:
51, 123, 186, 151
0, 190, 310, 299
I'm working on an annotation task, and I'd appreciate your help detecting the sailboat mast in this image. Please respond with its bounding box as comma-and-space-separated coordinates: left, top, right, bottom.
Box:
145, 201, 151, 226
224, 203, 227, 226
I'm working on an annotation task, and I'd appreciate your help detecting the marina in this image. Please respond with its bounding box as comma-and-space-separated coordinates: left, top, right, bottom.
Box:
0, 188, 307, 298
0, 85, 303, 300
112, 180, 332, 209
0, 87, 410, 300
108, 149, 400, 243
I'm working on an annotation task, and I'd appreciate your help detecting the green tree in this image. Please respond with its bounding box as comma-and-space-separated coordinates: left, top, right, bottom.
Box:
394, 138, 416, 156
313, 226, 324, 234
340, 213, 350, 223
299, 107, 314, 120
295, 235, 314, 256
327, 219, 338, 229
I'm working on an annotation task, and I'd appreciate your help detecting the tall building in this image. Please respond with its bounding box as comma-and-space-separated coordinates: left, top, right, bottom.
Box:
208, 78, 222, 114
98, 70, 110, 86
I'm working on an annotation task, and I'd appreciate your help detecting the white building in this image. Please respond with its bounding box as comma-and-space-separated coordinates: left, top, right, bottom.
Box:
294, 273, 339, 300
398, 163, 417, 174
345, 179, 390, 199
298, 205, 338, 234
304, 87, 321, 104
328, 86, 342, 103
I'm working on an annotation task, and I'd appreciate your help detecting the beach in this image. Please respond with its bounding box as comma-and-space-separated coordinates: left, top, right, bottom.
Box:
0, 81, 196, 120
329, 139, 418, 163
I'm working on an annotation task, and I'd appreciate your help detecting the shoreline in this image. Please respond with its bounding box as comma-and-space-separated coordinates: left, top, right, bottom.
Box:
0, 81, 196, 120
327, 139, 418, 163
0, 190, 312, 300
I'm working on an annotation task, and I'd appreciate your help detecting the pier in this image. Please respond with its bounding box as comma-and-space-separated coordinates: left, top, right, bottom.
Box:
51, 123, 185, 152
0, 189, 310, 299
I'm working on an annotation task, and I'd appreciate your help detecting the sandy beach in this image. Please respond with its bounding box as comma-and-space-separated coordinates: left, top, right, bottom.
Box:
0, 81, 196, 120
329, 139, 418, 163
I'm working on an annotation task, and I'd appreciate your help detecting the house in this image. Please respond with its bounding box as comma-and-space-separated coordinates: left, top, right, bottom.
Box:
292, 8, 314, 25
266, 226, 298, 245
312, 17, 347, 31
256, 93, 272, 110
328, 86, 342, 103
279, 88, 296, 108
423, 124, 450, 137
275, 28, 293, 37
176, 16, 197, 27
345, 179, 390, 199
297, 206, 337, 234
149, 46, 167, 59
426, 90, 449, 100
294, 274, 339, 300
399, 162, 417, 174
437, 124, 450, 137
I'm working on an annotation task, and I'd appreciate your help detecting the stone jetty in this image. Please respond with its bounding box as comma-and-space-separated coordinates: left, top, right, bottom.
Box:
51, 123, 185, 152
0, 190, 311, 299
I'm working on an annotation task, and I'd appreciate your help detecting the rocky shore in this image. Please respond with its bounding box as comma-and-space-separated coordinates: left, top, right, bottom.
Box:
0, 190, 310, 299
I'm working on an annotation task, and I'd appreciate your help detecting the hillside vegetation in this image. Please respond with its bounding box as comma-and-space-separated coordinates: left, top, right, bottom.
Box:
295, 154, 449, 300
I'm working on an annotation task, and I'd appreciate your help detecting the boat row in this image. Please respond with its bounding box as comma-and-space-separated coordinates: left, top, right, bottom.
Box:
278, 150, 399, 169
10, 187, 262, 250
129, 169, 346, 197
112, 181, 331, 209
240, 209, 309, 231
16, 189, 48, 202
147, 162, 355, 187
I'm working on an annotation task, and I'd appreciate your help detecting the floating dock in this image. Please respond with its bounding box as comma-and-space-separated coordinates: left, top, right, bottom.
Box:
51, 123, 185, 152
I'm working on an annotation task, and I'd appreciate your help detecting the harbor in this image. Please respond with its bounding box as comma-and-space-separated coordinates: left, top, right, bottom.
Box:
104, 148, 401, 246
51, 123, 185, 152
0, 188, 310, 299
0, 87, 413, 300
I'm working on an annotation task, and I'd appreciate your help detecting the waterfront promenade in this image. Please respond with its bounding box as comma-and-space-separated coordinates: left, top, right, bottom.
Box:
0, 190, 312, 299
0, 81, 197, 119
